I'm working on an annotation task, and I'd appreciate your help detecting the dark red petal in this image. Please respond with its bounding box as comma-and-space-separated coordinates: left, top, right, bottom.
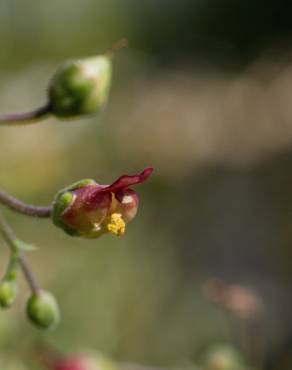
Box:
104, 167, 154, 193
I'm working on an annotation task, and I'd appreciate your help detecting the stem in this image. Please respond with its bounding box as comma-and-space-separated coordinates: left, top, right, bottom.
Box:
0, 210, 18, 252
18, 253, 40, 294
105, 38, 128, 58
0, 210, 40, 294
4, 249, 18, 281
0, 103, 51, 126
0, 189, 52, 218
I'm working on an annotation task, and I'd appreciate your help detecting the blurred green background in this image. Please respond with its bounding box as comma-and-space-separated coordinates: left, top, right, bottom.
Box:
1, 0, 292, 369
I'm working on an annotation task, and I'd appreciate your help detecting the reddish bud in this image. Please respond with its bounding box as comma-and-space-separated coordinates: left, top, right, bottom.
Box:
38, 347, 116, 370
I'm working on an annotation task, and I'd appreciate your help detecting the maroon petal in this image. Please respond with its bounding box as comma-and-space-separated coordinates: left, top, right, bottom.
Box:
61, 185, 112, 234
104, 167, 154, 193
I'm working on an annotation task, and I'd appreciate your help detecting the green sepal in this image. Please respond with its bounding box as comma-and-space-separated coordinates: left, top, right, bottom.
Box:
52, 191, 76, 236
51, 179, 96, 236
60, 178, 96, 193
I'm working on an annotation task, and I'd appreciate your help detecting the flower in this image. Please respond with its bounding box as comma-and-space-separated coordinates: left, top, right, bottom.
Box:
52, 168, 153, 238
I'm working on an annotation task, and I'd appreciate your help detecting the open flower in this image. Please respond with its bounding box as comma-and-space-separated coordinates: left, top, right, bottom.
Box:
52, 168, 153, 238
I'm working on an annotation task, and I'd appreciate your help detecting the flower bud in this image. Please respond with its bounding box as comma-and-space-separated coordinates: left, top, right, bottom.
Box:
48, 55, 112, 118
52, 351, 116, 370
26, 290, 60, 330
0, 280, 17, 308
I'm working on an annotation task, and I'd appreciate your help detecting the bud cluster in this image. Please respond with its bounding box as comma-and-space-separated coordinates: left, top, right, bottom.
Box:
0, 42, 153, 334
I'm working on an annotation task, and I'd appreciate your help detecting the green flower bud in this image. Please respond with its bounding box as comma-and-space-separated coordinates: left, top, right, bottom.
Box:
26, 290, 60, 330
0, 280, 17, 308
204, 345, 246, 370
48, 55, 112, 118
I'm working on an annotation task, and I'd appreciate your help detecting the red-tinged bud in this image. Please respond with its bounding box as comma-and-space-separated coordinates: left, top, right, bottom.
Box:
54, 357, 85, 370
55, 356, 102, 370
52, 168, 153, 238
39, 348, 116, 370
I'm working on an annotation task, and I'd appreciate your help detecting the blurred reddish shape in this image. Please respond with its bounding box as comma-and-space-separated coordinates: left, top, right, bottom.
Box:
203, 278, 262, 320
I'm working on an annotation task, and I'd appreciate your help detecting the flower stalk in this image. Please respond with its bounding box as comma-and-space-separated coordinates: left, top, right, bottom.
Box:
0, 104, 51, 126
0, 190, 52, 218
0, 209, 40, 294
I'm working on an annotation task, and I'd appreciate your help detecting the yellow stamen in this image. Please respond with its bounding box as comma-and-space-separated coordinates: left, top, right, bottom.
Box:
107, 213, 126, 236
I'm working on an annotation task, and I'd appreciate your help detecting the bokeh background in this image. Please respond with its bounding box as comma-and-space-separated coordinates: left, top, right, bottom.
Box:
1, 0, 292, 369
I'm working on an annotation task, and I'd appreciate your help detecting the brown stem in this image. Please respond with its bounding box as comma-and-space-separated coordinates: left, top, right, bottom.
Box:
0, 190, 52, 218
0, 103, 51, 126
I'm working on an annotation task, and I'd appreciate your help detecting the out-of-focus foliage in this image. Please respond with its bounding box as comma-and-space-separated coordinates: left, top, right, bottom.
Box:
1, 1, 292, 370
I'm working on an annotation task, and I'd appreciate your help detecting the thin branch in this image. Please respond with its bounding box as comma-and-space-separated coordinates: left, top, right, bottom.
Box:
0, 103, 51, 126
0, 190, 52, 218
0, 210, 40, 294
